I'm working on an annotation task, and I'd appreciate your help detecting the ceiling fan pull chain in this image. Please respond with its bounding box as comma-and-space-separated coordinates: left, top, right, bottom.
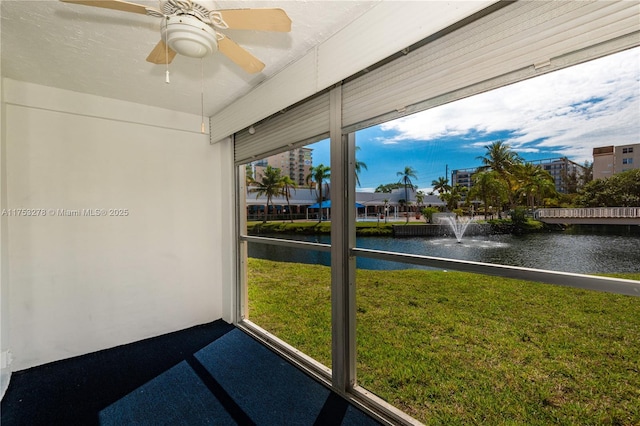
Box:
164, 16, 170, 84
209, 11, 228, 29
201, 58, 205, 134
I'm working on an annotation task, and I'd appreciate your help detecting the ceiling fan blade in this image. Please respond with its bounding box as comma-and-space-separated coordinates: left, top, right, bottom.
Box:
217, 9, 292, 32
60, 0, 155, 15
146, 40, 177, 64
218, 36, 265, 74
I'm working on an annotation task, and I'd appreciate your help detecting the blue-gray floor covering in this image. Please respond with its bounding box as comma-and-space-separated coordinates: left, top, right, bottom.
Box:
1, 320, 381, 426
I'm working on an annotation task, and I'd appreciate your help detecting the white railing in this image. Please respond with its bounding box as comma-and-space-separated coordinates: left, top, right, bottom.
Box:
535, 207, 640, 219
243, 235, 640, 297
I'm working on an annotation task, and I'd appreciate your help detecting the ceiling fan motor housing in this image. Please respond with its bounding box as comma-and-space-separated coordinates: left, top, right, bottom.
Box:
162, 14, 218, 58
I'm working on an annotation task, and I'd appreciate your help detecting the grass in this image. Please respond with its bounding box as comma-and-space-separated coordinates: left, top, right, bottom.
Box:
248, 258, 640, 425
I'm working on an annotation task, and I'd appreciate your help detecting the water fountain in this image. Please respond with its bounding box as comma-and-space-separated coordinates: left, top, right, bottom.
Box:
443, 215, 475, 243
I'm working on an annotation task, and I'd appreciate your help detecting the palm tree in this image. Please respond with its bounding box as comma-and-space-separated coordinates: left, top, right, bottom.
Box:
280, 175, 298, 222
477, 140, 523, 209
306, 164, 331, 223
477, 140, 521, 174
355, 146, 368, 187
375, 183, 402, 193
515, 163, 556, 209
251, 165, 283, 223
533, 174, 557, 209
431, 176, 451, 195
441, 184, 467, 212
415, 190, 425, 210
468, 170, 506, 219
397, 166, 418, 224
245, 164, 255, 185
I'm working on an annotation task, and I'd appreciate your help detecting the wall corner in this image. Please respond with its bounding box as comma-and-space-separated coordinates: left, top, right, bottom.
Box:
1, 75, 12, 399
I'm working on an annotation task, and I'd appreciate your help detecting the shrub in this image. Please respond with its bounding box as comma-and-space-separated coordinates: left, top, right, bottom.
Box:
421, 207, 439, 223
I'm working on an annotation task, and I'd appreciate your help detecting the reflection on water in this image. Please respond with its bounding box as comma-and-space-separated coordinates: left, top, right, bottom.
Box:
427, 238, 510, 249
248, 231, 640, 274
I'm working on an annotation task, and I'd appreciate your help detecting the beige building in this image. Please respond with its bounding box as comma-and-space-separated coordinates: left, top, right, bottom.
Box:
251, 147, 313, 186
592, 144, 639, 180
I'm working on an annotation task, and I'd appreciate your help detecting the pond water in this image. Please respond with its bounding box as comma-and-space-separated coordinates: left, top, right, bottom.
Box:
248, 230, 640, 275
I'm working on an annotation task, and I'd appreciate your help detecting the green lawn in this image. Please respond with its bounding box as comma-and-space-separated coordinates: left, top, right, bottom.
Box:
248, 258, 640, 425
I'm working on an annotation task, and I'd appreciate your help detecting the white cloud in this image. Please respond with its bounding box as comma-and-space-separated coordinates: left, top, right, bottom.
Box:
378, 47, 640, 163
374, 136, 401, 145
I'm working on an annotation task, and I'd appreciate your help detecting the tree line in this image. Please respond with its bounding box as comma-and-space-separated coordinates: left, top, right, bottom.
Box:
247, 140, 639, 223
375, 140, 639, 219
247, 163, 332, 223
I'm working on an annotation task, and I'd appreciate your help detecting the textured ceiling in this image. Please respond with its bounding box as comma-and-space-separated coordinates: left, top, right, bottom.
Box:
1, 0, 379, 116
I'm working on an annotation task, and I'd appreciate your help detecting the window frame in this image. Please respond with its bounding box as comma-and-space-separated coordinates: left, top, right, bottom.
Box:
235, 107, 640, 425
231, 3, 640, 420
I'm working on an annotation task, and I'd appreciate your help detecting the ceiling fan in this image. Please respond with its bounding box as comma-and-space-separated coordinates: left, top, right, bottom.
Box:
60, 0, 292, 73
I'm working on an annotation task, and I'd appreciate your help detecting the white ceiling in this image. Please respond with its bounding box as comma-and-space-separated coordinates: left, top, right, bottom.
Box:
1, 0, 379, 117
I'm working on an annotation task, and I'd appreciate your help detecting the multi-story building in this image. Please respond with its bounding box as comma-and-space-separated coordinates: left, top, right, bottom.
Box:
593, 144, 639, 179
451, 168, 475, 191
251, 147, 313, 186
530, 157, 586, 193
593, 146, 615, 179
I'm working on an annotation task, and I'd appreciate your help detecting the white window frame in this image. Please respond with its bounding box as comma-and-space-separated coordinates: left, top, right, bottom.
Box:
232, 2, 640, 421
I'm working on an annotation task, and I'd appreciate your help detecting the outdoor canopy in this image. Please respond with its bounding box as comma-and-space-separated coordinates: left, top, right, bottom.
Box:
308, 200, 365, 209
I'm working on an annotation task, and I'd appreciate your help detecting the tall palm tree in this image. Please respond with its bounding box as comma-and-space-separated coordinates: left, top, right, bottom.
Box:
397, 166, 418, 224
477, 140, 521, 174
245, 164, 255, 185
355, 146, 368, 187
375, 183, 402, 193
415, 190, 425, 209
515, 163, 556, 209
468, 170, 506, 219
477, 140, 522, 209
280, 175, 298, 223
306, 164, 331, 223
251, 165, 283, 223
431, 176, 451, 195
441, 184, 467, 212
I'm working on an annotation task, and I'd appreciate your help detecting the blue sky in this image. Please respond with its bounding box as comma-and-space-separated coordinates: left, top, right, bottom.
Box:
309, 47, 639, 192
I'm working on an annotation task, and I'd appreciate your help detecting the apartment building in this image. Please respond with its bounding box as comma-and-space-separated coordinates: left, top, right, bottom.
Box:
593, 144, 639, 179
451, 167, 475, 191
251, 147, 313, 186
452, 157, 586, 194
530, 157, 586, 193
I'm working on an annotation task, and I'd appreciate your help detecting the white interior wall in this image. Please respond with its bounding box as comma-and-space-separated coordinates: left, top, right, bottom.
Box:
2, 79, 230, 371
1, 74, 11, 397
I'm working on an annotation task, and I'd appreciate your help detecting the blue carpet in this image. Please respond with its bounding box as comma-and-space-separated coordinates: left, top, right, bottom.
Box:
95, 328, 380, 425
195, 329, 380, 425
99, 361, 235, 425
2, 321, 381, 425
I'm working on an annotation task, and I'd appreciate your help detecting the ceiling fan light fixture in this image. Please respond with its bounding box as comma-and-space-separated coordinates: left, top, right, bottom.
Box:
162, 14, 217, 58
